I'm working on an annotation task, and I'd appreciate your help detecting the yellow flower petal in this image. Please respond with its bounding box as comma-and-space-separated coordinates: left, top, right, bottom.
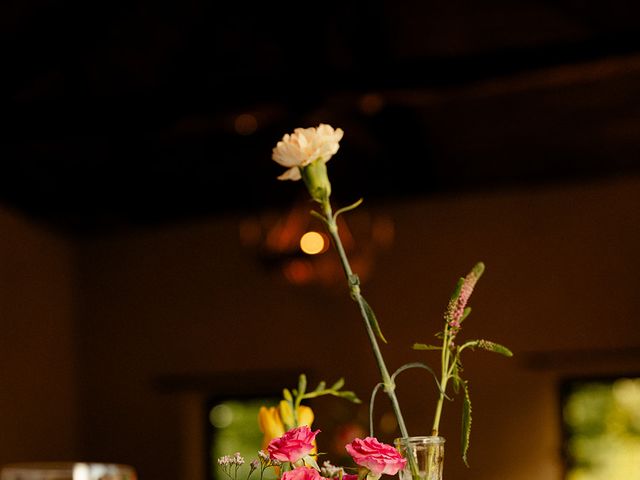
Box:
258, 406, 285, 451
297, 405, 314, 427
257, 404, 317, 454
278, 400, 295, 429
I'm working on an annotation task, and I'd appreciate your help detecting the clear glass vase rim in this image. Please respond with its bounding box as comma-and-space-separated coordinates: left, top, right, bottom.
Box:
394, 435, 446, 445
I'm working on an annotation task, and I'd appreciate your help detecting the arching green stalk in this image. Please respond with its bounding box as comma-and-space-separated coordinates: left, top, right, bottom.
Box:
317, 199, 411, 439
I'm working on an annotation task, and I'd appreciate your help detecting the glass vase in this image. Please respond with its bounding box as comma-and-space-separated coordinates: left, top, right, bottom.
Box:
0, 462, 137, 480
394, 436, 445, 480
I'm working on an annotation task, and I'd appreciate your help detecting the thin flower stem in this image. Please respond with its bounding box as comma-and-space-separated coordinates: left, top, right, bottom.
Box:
221, 469, 235, 480
319, 200, 420, 480
320, 201, 410, 439
432, 326, 453, 435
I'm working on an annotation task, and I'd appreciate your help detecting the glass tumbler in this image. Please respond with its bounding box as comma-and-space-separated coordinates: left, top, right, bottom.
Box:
0, 462, 137, 480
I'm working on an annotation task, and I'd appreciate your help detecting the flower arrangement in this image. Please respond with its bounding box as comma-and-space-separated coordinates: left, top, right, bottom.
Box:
220, 375, 403, 480
219, 124, 512, 480
219, 425, 406, 480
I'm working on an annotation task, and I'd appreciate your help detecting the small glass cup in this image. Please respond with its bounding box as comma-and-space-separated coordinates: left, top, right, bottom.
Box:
0, 462, 137, 480
394, 436, 445, 480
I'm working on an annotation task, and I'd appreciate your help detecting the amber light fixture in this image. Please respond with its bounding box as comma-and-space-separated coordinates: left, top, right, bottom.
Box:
239, 201, 394, 286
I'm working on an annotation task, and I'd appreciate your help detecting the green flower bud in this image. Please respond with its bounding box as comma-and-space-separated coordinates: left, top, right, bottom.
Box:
301, 158, 332, 204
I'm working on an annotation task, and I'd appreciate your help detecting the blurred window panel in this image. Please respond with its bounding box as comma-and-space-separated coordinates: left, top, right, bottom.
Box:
208, 397, 280, 480
561, 376, 640, 480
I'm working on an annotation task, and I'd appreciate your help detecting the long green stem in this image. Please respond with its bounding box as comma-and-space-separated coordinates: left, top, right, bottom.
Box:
432, 326, 457, 435
431, 364, 447, 435
320, 201, 410, 439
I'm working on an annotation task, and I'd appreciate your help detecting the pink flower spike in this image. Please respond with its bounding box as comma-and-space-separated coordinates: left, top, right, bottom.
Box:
268, 425, 320, 463
345, 437, 406, 477
445, 262, 484, 324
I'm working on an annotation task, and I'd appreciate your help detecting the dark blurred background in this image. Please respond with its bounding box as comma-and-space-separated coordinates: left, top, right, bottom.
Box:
3, 0, 640, 233
2, 2, 640, 480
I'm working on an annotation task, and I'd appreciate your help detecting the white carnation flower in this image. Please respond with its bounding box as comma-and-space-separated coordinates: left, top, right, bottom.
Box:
272, 124, 344, 181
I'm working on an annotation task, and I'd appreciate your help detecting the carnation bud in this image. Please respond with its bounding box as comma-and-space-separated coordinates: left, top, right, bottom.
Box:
301, 159, 332, 204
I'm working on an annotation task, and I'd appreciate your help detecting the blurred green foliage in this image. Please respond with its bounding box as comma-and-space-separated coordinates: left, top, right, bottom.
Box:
564, 377, 640, 480
210, 398, 278, 480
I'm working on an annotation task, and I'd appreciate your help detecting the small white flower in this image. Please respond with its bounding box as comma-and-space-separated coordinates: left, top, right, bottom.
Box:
218, 453, 245, 467
257, 450, 281, 467
320, 460, 345, 478
272, 124, 344, 181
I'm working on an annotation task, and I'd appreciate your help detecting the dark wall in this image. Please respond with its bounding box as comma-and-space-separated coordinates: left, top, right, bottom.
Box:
0, 208, 77, 465
73, 176, 640, 480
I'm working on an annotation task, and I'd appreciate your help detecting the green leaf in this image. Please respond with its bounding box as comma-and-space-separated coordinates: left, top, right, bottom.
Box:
302, 454, 319, 471
315, 381, 326, 392
461, 382, 472, 467
460, 307, 472, 322
357, 467, 369, 480
412, 343, 441, 351
331, 378, 345, 390
462, 340, 513, 357
449, 278, 465, 303
333, 198, 364, 221
298, 374, 308, 396
456, 357, 464, 374
309, 209, 328, 225
362, 297, 387, 343
451, 366, 461, 394
338, 390, 362, 403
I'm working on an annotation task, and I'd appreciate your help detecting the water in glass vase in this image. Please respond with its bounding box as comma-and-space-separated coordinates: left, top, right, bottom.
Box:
395, 436, 445, 480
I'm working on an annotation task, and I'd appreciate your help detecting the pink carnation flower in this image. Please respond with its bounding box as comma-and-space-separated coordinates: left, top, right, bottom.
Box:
281, 467, 326, 480
268, 425, 321, 463
345, 437, 407, 477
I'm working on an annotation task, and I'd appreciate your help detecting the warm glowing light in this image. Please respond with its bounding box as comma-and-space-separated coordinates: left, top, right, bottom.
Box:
234, 113, 258, 135
359, 93, 384, 115
240, 203, 395, 286
284, 259, 314, 284
300, 231, 326, 255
